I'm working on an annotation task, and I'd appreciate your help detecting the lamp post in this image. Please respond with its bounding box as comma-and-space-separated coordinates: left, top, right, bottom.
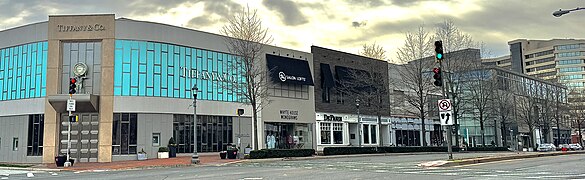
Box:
356, 99, 361, 147
191, 86, 199, 164
553, 7, 585, 17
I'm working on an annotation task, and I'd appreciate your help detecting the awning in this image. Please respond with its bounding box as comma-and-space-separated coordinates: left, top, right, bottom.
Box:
266, 54, 314, 86
320, 63, 335, 88
48, 94, 100, 113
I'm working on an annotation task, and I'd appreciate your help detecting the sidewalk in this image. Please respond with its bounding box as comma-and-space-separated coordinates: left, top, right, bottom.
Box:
31, 153, 241, 172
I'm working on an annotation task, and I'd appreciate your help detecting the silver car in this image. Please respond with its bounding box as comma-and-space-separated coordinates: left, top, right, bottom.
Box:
537, 143, 556, 152
569, 144, 583, 150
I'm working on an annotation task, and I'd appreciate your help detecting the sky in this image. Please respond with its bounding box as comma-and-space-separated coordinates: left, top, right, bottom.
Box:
0, 0, 583, 60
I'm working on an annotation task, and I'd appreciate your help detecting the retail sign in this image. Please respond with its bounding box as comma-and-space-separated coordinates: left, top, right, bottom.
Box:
180, 67, 238, 83
66, 99, 76, 112
57, 24, 106, 32
440, 111, 453, 126
323, 114, 342, 121
280, 110, 299, 120
438, 99, 452, 112
278, 71, 308, 83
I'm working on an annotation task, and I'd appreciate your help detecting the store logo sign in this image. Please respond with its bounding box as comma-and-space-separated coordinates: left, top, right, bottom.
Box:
280, 110, 299, 120
180, 67, 238, 83
323, 114, 342, 121
278, 71, 306, 82
57, 24, 106, 32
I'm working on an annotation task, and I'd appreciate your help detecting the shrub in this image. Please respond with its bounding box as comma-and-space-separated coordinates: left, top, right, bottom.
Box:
249, 149, 315, 159
158, 147, 169, 152
323, 146, 461, 156
465, 147, 509, 151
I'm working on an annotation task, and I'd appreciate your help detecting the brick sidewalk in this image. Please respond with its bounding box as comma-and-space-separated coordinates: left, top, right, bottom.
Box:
38, 153, 241, 171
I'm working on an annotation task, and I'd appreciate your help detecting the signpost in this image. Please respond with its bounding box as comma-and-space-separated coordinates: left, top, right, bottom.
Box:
438, 98, 453, 159
65, 97, 76, 167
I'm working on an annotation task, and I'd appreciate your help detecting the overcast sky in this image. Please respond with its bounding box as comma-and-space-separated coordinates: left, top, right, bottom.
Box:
1, 0, 583, 59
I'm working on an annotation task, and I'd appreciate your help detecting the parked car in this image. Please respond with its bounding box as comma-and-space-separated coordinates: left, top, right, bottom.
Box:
537, 143, 556, 152
558, 144, 571, 151
569, 144, 583, 150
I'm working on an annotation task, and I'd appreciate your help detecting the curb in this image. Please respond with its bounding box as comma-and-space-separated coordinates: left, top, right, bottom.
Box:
429, 151, 585, 167
232, 152, 463, 164
0, 166, 62, 172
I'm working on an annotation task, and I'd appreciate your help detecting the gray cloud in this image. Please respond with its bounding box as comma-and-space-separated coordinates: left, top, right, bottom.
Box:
262, 0, 309, 26
186, 0, 241, 28
347, 0, 387, 7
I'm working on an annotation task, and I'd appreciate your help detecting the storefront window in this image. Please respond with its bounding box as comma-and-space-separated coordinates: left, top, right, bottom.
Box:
363, 125, 370, 144
371, 125, 377, 144
333, 123, 343, 144
266, 123, 312, 149
320, 123, 331, 144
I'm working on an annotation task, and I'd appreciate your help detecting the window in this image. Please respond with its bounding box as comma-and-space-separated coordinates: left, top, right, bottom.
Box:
371, 125, 377, 144
112, 113, 138, 155
27, 114, 44, 156
556, 52, 583, 58
559, 67, 582, 72
363, 125, 369, 144
269, 82, 309, 99
13, 138, 18, 151
0, 42, 48, 101
560, 74, 584, 80
152, 133, 160, 147
558, 59, 584, 65
333, 123, 343, 144
556, 44, 584, 50
320, 123, 331, 144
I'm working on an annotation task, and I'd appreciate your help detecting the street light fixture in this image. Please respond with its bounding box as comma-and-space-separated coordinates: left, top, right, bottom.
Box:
191, 86, 199, 164
356, 99, 361, 147
553, 7, 585, 17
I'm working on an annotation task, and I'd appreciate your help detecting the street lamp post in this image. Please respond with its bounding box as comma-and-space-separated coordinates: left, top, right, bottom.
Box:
191, 86, 199, 164
553, 7, 585, 17
356, 99, 361, 147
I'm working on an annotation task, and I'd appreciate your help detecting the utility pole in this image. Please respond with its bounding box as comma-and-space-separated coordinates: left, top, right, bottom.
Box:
192, 86, 199, 164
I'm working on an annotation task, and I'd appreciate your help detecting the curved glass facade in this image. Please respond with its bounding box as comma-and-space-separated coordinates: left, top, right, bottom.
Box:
114, 40, 245, 102
0, 42, 48, 101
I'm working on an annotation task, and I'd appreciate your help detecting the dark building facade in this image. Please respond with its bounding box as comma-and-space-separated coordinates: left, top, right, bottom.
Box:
311, 46, 391, 150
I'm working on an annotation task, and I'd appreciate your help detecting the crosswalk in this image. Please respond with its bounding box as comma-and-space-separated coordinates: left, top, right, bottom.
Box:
233, 160, 585, 179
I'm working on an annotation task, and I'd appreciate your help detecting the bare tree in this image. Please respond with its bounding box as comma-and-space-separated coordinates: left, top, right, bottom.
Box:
359, 43, 387, 61
464, 65, 497, 146
516, 86, 539, 149
393, 25, 436, 146
492, 89, 515, 147
220, 6, 273, 150
434, 20, 481, 147
569, 90, 585, 146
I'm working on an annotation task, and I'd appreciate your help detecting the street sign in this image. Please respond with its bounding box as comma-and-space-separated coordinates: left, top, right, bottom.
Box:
67, 99, 76, 112
440, 111, 453, 126
438, 99, 452, 112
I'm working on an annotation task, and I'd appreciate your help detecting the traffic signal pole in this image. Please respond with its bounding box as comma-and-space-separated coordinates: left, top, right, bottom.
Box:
435, 41, 453, 160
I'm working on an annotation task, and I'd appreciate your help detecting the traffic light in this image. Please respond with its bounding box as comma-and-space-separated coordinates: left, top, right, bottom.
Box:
69, 77, 77, 94
433, 67, 442, 86
69, 115, 78, 123
434, 40, 444, 61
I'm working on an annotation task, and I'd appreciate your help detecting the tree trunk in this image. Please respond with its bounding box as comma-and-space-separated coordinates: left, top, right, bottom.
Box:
378, 114, 383, 147
494, 119, 498, 146
252, 105, 259, 150
556, 118, 561, 146
480, 113, 485, 146
419, 96, 427, 146
501, 120, 507, 148
579, 122, 583, 146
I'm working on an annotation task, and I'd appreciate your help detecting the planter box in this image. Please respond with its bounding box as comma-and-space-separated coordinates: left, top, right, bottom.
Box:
138, 153, 148, 160
158, 152, 169, 159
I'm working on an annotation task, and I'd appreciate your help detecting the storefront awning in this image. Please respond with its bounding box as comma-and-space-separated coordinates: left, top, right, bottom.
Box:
48, 94, 99, 113
266, 54, 314, 86
320, 63, 335, 88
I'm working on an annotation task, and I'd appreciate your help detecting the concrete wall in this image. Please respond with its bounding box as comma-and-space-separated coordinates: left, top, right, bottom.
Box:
0, 22, 48, 49
0, 98, 45, 117
0, 115, 42, 163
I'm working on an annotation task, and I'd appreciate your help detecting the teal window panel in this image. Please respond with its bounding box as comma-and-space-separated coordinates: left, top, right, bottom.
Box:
154, 74, 161, 96
146, 50, 154, 87
131, 49, 139, 87
139, 73, 146, 96
154, 43, 161, 65
147, 87, 153, 96
161, 51, 167, 88
139, 42, 147, 64
161, 88, 167, 97
122, 72, 131, 95
167, 76, 174, 97
131, 87, 138, 96
114, 49, 123, 87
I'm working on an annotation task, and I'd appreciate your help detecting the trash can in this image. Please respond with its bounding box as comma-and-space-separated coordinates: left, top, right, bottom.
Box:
169, 146, 177, 158
227, 150, 238, 159
219, 151, 227, 159
55, 155, 67, 167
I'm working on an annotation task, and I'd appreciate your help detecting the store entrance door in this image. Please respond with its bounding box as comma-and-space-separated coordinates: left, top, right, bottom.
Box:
59, 113, 99, 163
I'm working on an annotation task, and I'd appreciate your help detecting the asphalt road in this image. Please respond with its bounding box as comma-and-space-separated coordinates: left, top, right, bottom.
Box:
3, 152, 585, 180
